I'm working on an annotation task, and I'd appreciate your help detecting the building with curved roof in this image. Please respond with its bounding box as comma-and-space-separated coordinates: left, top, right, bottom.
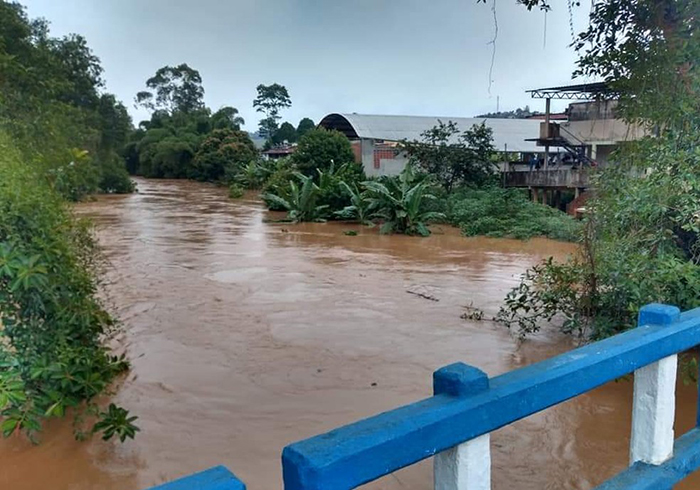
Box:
318, 113, 541, 176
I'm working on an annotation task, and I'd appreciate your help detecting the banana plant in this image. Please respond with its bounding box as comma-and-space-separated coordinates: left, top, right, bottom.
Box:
363, 164, 445, 236
335, 182, 375, 225
262, 173, 329, 222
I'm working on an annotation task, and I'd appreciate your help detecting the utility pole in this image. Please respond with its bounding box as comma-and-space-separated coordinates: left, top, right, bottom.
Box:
544, 97, 551, 170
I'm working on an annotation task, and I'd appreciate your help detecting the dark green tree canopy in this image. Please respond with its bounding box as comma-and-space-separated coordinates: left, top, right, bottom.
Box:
291, 128, 357, 177
211, 106, 245, 130
190, 129, 257, 182
253, 83, 291, 141
296, 117, 315, 138
401, 121, 496, 192
136, 64, 205, 114
574, 0, 699, 129
273, 121, 297, 145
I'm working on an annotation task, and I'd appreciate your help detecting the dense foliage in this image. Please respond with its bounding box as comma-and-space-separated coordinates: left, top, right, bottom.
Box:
364, 165, 446, 236
0, 1, 134, 199
190, 129, 258, 183
496, 0, 700, 340
126, 66, 259, 182
401, 121, 497, 192
0, 133, 138, 442
0, 1, 138, 442
448, 187, 580, 241
291, 128, 357, 176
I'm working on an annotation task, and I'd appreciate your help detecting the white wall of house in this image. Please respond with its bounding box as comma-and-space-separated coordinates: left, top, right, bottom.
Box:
359, 138, 409, 177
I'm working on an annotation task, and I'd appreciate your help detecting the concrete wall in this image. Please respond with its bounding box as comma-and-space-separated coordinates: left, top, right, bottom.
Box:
360, 138, 409, 177
564, 118, 648, 144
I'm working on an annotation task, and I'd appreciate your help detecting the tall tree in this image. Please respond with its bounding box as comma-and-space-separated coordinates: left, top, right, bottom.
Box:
211, 106, 245, 130
253, 83, 291, 141
273, 121, 297, 145
296, 117, 315, 139
401, 121, 496, 192
136, 64, 205, 114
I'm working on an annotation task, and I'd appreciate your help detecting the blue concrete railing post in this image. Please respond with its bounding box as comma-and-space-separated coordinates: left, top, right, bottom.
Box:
433, 363, 490, 490
630, 304, 681, 466
146, 466, 246, 490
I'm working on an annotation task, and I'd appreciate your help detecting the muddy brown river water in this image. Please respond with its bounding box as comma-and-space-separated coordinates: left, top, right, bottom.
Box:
2, 178, 698, 490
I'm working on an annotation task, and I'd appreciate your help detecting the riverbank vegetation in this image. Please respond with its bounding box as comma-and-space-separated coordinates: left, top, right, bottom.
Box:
496, 0, 700, 340
255, 122, 578, 238
0, 1, 137, 441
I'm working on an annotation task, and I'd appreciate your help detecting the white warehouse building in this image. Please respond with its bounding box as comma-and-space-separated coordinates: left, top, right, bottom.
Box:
317, 113, 542, 177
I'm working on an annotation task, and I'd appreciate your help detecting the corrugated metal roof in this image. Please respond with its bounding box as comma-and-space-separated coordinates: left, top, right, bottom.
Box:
318, 113, 542, 153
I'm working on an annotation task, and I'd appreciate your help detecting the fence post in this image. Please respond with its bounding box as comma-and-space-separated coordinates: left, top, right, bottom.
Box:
433, 363, 490, 490
630, 304, 681, 466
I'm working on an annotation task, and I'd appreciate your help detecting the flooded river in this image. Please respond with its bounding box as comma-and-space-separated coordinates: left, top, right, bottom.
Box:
2, 178, 697, 489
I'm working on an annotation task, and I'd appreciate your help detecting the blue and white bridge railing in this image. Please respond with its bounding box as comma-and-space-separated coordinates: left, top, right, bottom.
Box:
147, 303, 700, 490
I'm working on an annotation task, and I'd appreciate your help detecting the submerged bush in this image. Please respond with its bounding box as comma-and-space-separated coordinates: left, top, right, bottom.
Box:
262, 159, 296, 210
228, 183, 244, 199
0, 133, 137, 442
448, 187, 580, 241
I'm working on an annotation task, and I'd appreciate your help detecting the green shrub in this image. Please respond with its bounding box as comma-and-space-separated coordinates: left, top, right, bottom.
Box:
262, 160, 296, 210
228, 183, 244, 199
262, 173, 328, 222
363, 164, 445, 236
190, 128, 257, 183
99, 153, 136, 194
448, 187, 580, 241
0, 133, 137, 442
291, 128, 356, 176
316, 162, 366, 216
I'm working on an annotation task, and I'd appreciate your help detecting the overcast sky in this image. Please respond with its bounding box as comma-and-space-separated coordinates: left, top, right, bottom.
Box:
22, 0, 593, 132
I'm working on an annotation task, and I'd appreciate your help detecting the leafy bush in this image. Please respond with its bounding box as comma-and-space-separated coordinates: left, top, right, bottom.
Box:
0, 133, 137, 442
262, 173, 328, 222
336, 182, 375, 225
228, 183, 244, 199
236, 159, 277, 190
448, 187, 580, 241
99, 153, 136, 194
316, 162, 366, 216
363, 164, 445, 236
401, 121, 497, 192
262, 159, 296, 210
291, 128, 356, 176
190, 128, 258, 183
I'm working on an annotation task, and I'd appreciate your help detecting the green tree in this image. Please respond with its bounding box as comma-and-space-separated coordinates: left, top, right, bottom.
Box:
273, 121, 297, 145
296, 117, 315, 138
253, 83, 291, 141
211, 106, 245, 130
291, 128, 358, 177
401, 121, 496, 193
136, 64, 205, 114
189, 128, 257, 182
